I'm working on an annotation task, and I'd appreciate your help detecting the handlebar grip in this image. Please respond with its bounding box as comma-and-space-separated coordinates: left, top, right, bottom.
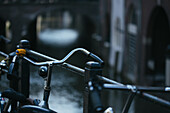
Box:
7, 62, 15, 80
7, 55, 18, 80
89, 53, 104, 66
90, 89, 103, 112
8, 62, 14, 75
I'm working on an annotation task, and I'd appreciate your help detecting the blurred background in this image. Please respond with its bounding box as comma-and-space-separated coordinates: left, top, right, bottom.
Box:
0, 0, 170, 113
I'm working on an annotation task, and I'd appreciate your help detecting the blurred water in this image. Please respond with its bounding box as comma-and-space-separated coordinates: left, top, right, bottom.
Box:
38, 29, 79, 47
29, 66, 83, 113
29, 33, 87, 113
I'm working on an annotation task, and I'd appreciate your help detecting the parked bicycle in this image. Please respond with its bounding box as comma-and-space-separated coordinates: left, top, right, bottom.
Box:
0, 39, 170, 113
0, 40, 106, 113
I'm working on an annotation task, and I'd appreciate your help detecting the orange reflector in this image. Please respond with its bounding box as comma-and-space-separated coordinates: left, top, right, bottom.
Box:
16, 49, 26, 56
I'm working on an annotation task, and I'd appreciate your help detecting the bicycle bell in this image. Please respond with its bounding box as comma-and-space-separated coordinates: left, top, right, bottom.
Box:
39, 66, 48, 78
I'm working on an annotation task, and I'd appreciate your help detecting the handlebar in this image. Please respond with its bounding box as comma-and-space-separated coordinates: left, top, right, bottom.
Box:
0, 51, 8, 58
97, 75, 170, 110
0, 46, 103, 77
25, 48, 104, 66
20, 48, 103, 76
103, 84, 170, 92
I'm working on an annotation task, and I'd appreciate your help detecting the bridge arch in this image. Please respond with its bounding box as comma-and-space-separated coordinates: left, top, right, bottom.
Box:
0, 2, 99, 51
26, 8, 96, 57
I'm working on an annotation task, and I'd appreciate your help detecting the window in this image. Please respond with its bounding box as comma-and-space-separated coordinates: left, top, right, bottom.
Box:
115, 18, 121, 49
126, 7, 138, 81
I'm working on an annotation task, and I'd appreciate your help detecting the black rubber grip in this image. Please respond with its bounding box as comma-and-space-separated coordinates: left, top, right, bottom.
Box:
2, 89, 27, 103
90, 89, 103, 112
8, 62, 14, 75
89, 53, 104, 66
7, 62, 15, 80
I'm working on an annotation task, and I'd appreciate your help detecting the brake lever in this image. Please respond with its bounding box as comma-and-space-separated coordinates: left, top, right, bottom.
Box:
7, 55, 18, 80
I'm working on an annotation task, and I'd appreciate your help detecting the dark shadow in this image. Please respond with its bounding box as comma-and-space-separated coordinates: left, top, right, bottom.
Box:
27, 19, 37, 50
0, 18, 6, 51
145, 7, 170, 86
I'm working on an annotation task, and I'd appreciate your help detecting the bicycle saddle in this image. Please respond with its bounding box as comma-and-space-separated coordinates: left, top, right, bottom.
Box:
18, 105, 57, 113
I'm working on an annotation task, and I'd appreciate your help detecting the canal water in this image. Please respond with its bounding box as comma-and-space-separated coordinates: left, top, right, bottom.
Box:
29, 65, 84, 113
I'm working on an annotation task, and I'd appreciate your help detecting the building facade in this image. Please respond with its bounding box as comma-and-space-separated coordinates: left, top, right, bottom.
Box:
109, 0, 125, 75
141, 0, 170, 86
109, 0, 170, 86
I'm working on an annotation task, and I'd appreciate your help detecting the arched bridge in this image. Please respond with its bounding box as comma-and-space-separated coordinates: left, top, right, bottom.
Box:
0, 1, 99, 51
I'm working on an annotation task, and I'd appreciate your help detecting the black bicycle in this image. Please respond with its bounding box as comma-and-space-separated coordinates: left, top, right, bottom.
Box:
0, 40, 105, 113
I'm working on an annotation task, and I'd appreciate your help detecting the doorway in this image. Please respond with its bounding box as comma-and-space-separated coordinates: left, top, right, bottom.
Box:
145, 7, 170, 86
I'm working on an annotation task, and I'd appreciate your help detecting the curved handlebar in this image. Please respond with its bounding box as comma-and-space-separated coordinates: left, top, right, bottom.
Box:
26, 48, 104, 66
18, 48, 103, 76
23, 56, 53, 66
53, 48, 104, 65
0, 48, 91, 77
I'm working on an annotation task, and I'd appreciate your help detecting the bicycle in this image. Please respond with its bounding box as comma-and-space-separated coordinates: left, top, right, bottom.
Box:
0, 40, 106, 113
1, 40, 170, 113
